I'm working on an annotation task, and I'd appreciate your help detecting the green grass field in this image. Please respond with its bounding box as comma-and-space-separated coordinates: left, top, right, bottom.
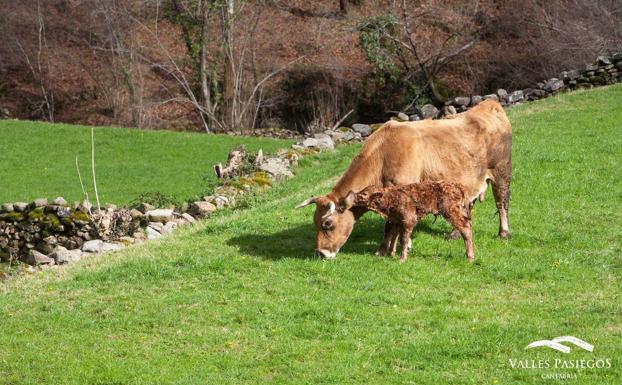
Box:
0, 121, 292, 204
1, 86, 621, 384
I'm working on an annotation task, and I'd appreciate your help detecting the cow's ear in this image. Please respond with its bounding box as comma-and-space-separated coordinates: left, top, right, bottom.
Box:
342, 191, 355, 211
295, 196, 318, 209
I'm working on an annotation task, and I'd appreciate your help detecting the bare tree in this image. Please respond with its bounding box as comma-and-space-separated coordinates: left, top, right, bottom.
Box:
397, 0, 480, 104
271, 0, 349, 19
146, 0, 301, 132
89, 0, 146, 127
359, 0, 486, 106
16, 1, 55, 121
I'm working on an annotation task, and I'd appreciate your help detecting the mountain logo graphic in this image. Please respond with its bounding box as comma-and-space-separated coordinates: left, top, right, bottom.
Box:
526, 336, 593, 354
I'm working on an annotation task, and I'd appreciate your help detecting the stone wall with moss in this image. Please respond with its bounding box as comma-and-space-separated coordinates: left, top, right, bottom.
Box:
0, 199, 99, 263
0, 143, 324, 269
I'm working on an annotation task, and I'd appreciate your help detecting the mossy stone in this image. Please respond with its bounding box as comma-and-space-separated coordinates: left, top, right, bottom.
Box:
370, 123, 383, 132
71, 210, 90, 222
292, 147, 320, 157
61, 217, 76, 230
250, 171, 272, 187
41, 214, 62, 231
27, 207, 45, 221
2, 212, 25, 222
235, 177, 253, 189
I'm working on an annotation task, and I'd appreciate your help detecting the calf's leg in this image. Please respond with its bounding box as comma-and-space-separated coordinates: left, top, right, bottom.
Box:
459, 222, 475, 262
388, 224, 400, 256
399, 223, 416, 263
376, 221, 395, 256
446, 206, 475, 262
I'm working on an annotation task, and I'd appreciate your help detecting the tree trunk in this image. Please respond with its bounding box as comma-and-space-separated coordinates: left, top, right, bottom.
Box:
339, 0, 348, 15
222, 0, 235, 130
199, 2, 213, 132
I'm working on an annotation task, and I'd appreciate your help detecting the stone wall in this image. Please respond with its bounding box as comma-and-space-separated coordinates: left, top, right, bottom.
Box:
413, 53, 622, 120
318, 53, 622, 139
0, 143, 322, 269
0, 199, 96, 265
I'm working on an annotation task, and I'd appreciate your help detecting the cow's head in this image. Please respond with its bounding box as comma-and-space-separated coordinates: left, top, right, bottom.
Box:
295, 195, 357, 259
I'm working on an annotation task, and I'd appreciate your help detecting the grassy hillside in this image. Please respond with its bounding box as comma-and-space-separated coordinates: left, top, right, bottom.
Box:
1, 86, 621, 384
0, 121, 292, 204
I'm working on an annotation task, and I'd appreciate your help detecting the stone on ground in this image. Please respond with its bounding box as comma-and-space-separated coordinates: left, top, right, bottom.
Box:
28, 250, 54, 265
146, 226, 162, 240
145, 209, 173, 223
259, 158, 293, 179
189, 201, 217, 218
420, 104, 439, 120
351, 123, 372, 137
82, 239, 104, 253
53, 197, 67, 205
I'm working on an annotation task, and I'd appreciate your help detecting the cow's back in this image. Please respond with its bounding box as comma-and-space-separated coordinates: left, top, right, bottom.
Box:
367, 100, 511, 200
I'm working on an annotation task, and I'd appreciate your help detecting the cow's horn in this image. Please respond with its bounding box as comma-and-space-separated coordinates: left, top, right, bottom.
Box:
295, 196, 318, 209
322, 201, 336, 219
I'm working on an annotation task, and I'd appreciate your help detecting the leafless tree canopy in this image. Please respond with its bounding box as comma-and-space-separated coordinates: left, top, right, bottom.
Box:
0, 0, 620, 131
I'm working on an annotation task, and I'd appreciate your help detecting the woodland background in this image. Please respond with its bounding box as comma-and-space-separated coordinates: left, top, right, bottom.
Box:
1, 0, 621, 132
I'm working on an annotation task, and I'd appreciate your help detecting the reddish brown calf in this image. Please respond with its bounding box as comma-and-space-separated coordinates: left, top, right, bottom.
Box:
344, 181, 475, 262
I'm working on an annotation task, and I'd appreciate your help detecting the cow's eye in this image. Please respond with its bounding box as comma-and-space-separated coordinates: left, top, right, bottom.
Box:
322, 218, 334, 230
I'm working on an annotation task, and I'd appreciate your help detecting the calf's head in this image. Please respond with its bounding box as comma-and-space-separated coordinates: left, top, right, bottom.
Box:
344, 186, 384, 209
295, 195, 356, 259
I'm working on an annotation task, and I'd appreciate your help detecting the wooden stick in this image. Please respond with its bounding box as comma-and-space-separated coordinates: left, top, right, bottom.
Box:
330, 109, 354, 131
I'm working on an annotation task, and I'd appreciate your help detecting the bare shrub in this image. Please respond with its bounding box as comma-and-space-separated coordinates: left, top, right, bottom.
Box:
269, 65, 357, 132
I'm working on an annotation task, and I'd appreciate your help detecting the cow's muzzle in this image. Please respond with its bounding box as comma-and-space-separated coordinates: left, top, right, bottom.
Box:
315, 249, 336, 259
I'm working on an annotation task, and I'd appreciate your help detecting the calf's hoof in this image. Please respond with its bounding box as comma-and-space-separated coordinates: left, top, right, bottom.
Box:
498, 230, 510, 240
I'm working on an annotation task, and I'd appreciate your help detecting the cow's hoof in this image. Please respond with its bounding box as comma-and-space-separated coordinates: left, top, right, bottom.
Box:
375, 248, 388, 256
446, 229, 461, 240
498, 231, 510, 240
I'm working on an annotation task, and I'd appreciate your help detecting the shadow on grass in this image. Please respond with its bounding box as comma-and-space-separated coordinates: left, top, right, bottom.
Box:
227, 215, 452, 260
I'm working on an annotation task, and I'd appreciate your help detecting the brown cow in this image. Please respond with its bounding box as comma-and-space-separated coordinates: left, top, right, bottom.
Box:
296, 100, 512, 259
343, 182, 474, 262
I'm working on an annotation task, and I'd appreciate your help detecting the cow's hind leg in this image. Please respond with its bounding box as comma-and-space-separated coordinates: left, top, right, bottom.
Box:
491, 175, 511, 239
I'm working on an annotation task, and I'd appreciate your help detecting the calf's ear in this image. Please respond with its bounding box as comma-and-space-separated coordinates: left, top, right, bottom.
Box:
295, 196, 318, 209
342, 191, 355, 211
